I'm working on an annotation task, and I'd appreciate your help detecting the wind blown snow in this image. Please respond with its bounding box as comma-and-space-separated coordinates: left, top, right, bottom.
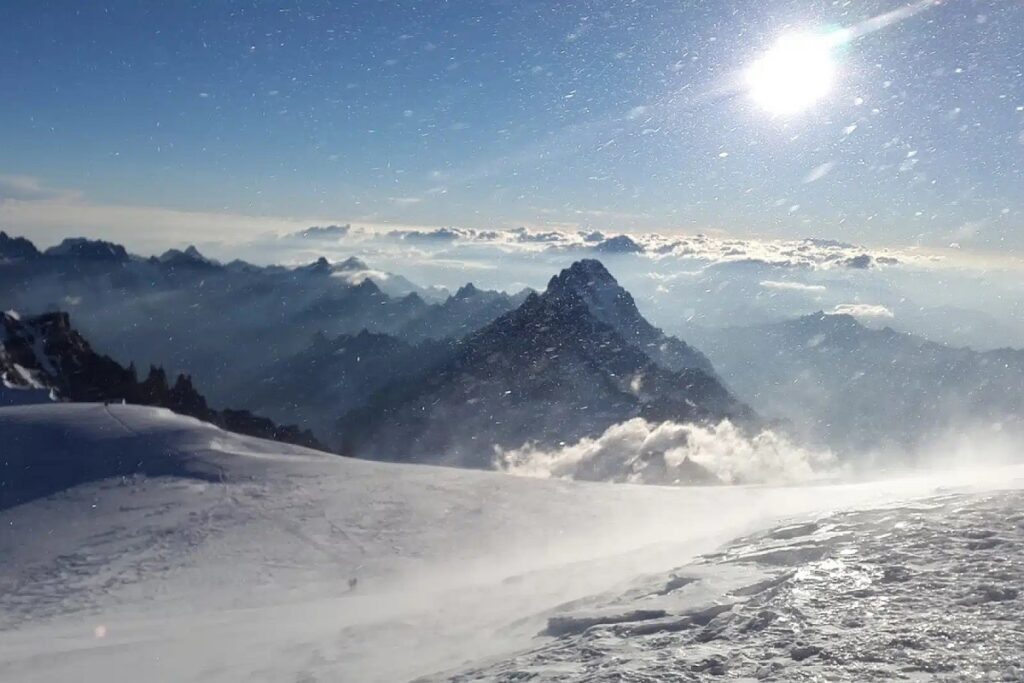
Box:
496, 419, 837, 485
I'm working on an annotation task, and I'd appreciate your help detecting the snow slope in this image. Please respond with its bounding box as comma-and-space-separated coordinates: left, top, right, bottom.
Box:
1, 403, 1021, 682
438, 490, 1024, 681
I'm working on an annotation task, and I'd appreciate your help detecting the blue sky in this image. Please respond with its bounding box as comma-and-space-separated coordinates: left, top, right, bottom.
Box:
1, 0, 1022, 251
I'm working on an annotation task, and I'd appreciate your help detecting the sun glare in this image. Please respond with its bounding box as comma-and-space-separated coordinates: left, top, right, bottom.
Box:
745, 33, 836, 116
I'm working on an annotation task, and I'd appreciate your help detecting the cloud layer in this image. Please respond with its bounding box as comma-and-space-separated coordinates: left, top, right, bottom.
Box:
830, 303, 895, 320
496, 418, 837, 485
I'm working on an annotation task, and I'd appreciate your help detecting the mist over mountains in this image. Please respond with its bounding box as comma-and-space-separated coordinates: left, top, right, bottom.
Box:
3, 229, 1024, 479
689, 312, 1024, 455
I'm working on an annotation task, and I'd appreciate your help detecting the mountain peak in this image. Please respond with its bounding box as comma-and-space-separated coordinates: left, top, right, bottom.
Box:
546, 259, 618, 297
544, 259, 716, 376
0, 231, 41, 260
158, 245, 216, 268
297, 257, 333, 275
454, 282, 480, 299
593, 234, 644, 254
334, 256, 369, 271
44, 237, 129, 262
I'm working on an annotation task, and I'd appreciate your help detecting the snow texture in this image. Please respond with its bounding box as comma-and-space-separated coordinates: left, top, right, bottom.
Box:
1, 403, 1021, 682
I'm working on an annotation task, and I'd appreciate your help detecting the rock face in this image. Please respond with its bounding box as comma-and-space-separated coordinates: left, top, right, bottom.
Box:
546, 260, 716, 375
0, 231, 41, 261
1, 311, 325, 451
245, 329, 455, 439
43, 237, 129, 262
337, 261, 750, 466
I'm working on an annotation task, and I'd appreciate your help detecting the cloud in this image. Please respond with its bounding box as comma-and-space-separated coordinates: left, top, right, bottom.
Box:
389, 227, 465, 243
0, 175, 79, 202
759, 280, 827, 293
830, 303, 895, 320
0, 197, 335, 251
496, 418, 836, 485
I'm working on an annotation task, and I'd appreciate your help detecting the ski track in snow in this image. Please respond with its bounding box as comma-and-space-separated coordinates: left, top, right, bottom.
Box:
1, 403, 1023, 682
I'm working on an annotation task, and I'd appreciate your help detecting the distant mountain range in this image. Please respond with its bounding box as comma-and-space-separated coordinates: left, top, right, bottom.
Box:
1, 310, 324, 451
338, 260, 752, 466
5, 230, 1024, 471
689, 312, 1024, 452
0, 232, 528, 409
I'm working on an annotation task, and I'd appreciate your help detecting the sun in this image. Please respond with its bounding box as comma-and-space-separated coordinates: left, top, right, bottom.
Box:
745, 33, 836, 116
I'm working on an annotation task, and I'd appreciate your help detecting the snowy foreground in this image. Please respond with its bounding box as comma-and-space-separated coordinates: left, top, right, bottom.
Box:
1, 404, 1022, 682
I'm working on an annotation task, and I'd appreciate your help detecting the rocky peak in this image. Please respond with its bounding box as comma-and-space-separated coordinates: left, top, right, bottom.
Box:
158, 245, 217, 268
0, 231, 41, 260
334, 256, 369, 271
453, 282, 480, 300
546, 259, 619, 296
545, 260, 652, 338
44, 237, 129, 262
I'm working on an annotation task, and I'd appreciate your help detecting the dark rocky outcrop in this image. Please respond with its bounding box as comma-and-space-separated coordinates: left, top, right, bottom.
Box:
1, 311, 325, 451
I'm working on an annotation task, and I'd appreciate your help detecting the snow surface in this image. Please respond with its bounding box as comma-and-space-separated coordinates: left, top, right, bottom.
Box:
1, 403, 1022, 682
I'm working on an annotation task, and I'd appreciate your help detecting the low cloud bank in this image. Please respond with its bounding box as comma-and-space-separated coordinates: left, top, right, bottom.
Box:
830, 303, 895, 320
759, 280, 827, 293
495, 419, 837, 485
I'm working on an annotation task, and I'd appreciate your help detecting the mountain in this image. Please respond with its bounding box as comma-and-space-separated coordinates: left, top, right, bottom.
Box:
244, 330, 455, 439
396, 283, 533, 341
689, 312, 1024, 452
593, 234, 644, 254
43, 237, 129, 262
338, 261, 751, 466
0, 233, 523, 409
0, 310, 324, 451
547, 259, 716, 375
0, 231, 41, 261
155, 244, 220, 269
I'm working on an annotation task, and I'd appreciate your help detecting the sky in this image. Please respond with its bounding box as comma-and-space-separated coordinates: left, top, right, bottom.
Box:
1, 0, 1022, 252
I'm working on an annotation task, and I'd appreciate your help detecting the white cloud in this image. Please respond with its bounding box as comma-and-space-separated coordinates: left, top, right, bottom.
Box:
830, 303, 895, 320
0, 175, 80, 202
496, 418, 836, 485
759, 280, 827, 293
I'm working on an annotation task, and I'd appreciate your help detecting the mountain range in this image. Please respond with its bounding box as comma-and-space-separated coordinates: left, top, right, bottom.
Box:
688, 312, 1024, 452
0, 232, 529, 410
337, 260, 752, 466
5, 229, 1024, 470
